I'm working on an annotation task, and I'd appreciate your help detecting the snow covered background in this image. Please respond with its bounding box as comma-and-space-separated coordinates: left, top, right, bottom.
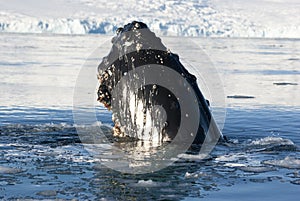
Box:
0, 0, 299, 37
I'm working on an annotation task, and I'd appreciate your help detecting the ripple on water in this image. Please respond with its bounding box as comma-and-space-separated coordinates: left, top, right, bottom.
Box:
262, 157, 300, 169
36, 190, 57, 197
0, 166, 24, 174
291, 179, 300, 185
273, 82, 298, 86
239, 166, 277, 173
247, 137, 297, 152
249, 137, 294, 146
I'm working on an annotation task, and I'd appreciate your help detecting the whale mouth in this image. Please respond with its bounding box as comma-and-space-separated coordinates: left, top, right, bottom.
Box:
97, 21, 216, 145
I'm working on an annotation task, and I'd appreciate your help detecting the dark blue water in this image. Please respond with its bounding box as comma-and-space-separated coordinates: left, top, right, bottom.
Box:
223, 107, 300, 145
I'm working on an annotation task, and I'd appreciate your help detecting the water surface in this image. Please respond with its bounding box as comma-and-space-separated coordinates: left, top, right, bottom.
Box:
0, 33, 299, 200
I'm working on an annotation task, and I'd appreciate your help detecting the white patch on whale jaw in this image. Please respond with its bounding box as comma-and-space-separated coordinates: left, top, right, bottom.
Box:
111, 81, 169, 147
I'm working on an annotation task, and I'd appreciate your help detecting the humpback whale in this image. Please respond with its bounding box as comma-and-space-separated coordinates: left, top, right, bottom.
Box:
97, 21, 223, 145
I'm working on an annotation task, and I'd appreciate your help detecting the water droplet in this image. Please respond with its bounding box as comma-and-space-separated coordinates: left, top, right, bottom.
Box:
134, 22, 140, 29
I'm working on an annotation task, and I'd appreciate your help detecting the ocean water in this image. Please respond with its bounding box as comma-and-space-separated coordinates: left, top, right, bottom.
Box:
0, 33, 299, 200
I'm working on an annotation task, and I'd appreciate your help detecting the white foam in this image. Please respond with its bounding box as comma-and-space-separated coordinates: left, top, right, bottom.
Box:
250, 137, 295, 146
215, 153, 246, 162
224, 163, 246, 167
178, 153, 211, 161
239, 166, 276, 173
185, 171, 207, 178
136, 180, 162, 187
263, 157, 300, 169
